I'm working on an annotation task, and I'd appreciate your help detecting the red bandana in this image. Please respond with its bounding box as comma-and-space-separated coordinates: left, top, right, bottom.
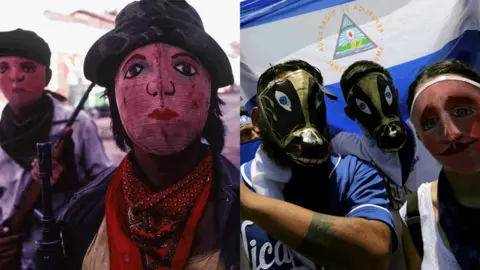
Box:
105, 152, 213, 270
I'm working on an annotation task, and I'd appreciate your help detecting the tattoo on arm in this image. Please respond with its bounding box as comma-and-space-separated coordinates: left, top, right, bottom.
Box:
297, 213, 337, 252
296, 213, 367, 266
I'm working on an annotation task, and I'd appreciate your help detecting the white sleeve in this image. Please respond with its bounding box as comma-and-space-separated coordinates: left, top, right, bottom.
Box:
78, 118, 114, 181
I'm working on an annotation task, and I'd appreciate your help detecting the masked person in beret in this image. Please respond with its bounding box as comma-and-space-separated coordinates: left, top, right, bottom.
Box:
57, 1, 239, 269
0, 29, 113, 270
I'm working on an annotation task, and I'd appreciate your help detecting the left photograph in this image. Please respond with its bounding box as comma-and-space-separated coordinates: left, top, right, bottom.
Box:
0, 0, 240, 269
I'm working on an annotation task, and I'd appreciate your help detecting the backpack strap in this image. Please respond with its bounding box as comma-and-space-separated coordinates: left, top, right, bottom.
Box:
404, 191, 424, 257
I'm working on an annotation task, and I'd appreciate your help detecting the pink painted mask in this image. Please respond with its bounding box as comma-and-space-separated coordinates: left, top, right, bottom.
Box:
114, 43, 211, 155
411, 76, 480, 174
0, 56, 47, 109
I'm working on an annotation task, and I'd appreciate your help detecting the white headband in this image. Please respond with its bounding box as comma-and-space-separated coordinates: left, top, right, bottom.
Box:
410, 74, 480, 116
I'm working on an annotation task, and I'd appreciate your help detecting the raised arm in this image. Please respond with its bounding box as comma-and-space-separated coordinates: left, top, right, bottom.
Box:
241, 183, 391, 269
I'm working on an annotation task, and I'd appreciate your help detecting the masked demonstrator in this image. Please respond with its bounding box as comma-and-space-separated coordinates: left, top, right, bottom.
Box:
0, 29, 112, 270
332, 61, 440, 209
401, 60, 480, 270
330, 61, 441, 269
240, 60, 396, 270
57, 1, 239, 270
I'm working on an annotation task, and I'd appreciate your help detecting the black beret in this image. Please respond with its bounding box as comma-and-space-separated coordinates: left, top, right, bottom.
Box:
84, 0, 233, 89
0, 28, 51, 67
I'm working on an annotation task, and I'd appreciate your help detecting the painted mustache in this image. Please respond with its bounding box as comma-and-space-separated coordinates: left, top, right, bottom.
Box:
437, 139, 478, 156
147, 108, 179, 121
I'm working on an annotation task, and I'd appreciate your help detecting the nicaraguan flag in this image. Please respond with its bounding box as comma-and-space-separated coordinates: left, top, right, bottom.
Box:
240, 0, 480, 134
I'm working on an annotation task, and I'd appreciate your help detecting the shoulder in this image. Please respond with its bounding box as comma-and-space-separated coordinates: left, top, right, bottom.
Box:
57, 165, 116, 268
330, 131, 373, 158
57, 166, 116, 225
50, 96, 94, 126
332, 154, 376, 174
331, 131, 363, 147
215, 153, 239, 189
331, 154, 385, 197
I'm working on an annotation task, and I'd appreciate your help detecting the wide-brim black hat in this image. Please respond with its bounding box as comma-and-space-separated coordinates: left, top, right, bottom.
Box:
83, 0, 233, 88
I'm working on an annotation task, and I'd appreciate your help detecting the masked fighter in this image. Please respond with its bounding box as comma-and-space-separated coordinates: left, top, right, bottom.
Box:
400, 60, 480, 270
240, 60, 396, 269
0, 29, 113, 270
57, 1, 239, 269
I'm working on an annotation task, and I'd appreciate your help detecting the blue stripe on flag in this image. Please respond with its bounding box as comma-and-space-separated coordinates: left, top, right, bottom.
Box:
241, 0, 355, 29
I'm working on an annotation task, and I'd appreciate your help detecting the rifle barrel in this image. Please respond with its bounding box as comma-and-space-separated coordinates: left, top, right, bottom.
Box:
36, 142, 63, 270
64, 82, 96, 129
37, 143, 53, 219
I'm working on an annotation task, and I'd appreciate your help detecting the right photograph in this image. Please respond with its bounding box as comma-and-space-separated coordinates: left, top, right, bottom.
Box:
239, 1, 480, 270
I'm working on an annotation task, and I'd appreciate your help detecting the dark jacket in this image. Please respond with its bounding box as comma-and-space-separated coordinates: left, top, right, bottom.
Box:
56, 153, 240, 270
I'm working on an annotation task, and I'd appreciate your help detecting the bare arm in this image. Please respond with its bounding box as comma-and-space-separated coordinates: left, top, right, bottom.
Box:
241, 183, 392, 269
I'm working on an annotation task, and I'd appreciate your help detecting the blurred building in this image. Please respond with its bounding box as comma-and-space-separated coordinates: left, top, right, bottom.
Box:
0, 7, 239, 116
43, 10, 114, 113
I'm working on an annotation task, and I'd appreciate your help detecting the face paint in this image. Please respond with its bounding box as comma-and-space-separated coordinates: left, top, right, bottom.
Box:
258, 70, 330, 166
114, 43, 211, 156
346, 72, 406, 152
0, 56, 47, 109
411, 75, 480, 174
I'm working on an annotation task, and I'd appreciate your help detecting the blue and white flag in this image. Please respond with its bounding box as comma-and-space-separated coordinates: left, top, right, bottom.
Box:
240, 0, 480, 134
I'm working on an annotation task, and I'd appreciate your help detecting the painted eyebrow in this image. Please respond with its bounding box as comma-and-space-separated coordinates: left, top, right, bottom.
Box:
417, 96, 472, 119
20, 61, 36, 66
121, 54, 146, 72
171, 52, 200, 65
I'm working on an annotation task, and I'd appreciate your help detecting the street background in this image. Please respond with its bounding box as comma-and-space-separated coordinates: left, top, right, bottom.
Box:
0, 0, 240, 167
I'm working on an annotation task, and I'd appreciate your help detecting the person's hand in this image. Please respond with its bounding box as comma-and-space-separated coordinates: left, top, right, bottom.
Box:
0, 229, 24, 268
30, 127, 73, 186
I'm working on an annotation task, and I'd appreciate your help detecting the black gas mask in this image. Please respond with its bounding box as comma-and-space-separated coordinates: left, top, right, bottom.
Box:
346, 72, 406, 152
258, 69, 337, 166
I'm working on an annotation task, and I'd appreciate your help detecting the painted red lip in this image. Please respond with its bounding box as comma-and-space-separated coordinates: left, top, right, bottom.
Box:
438, 140, 477, 156
147, 108, 179, 120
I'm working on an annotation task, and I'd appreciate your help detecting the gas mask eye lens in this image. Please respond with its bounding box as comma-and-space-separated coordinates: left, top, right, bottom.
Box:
385, 85, 393, 105
275, 91, 292, 111
355, 99, 371, 114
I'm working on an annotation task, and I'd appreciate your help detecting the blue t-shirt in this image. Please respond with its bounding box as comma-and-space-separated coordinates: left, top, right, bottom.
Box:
240, 154, 396, 270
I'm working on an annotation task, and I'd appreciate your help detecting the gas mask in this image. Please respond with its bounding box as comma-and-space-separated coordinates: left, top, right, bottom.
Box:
346, 72, 406, 152
258, 69, 337, 166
